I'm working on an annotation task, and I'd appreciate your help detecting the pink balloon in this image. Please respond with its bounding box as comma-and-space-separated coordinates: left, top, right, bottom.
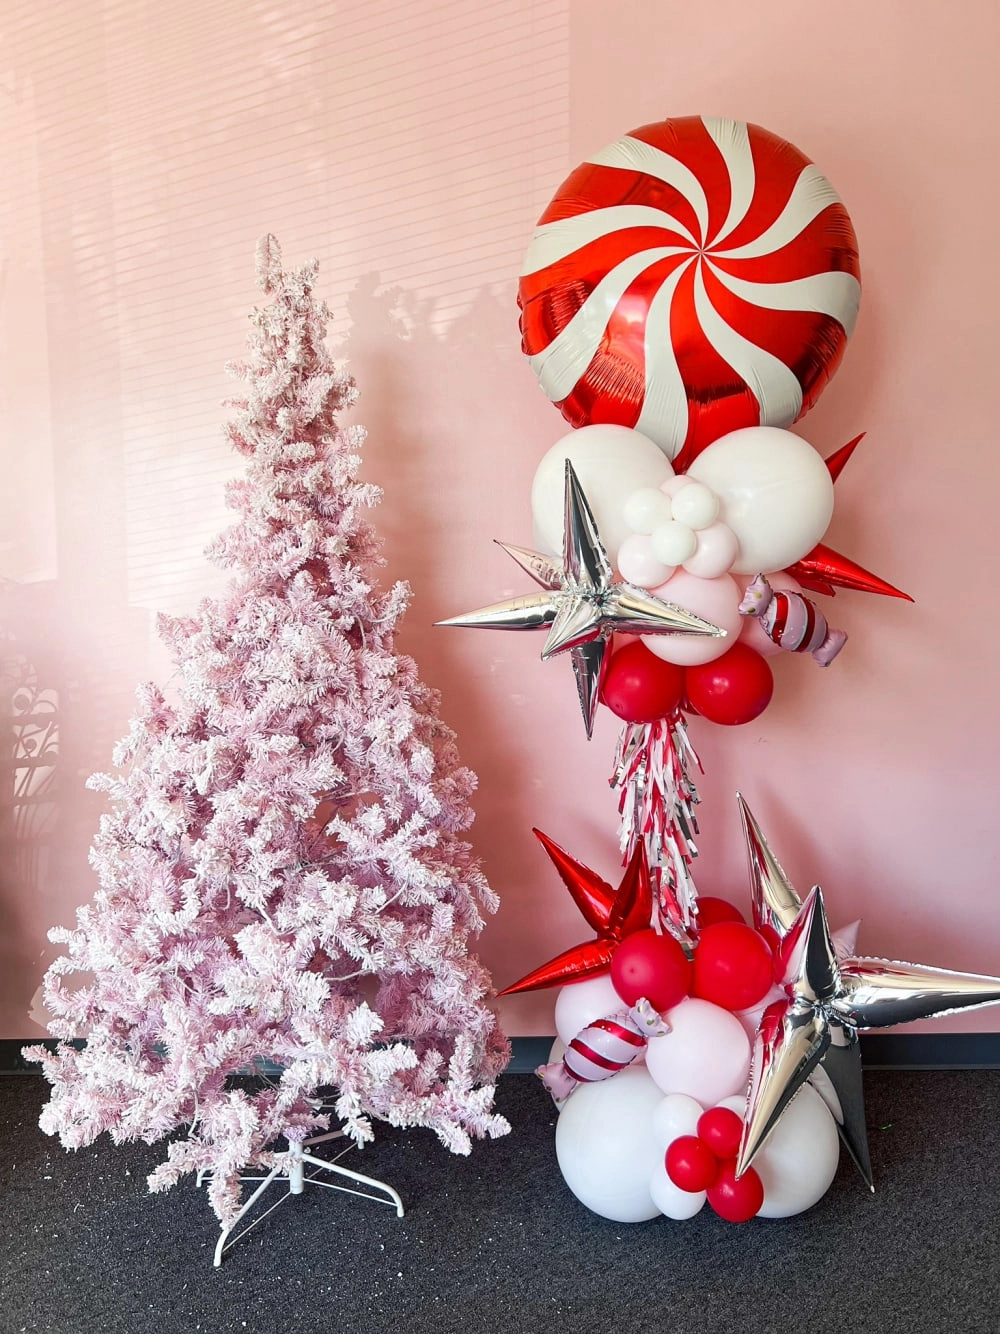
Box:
645, 998, 751, 1106
737, 571, 805, 658
660, 474, 695, 498
617, 533, 676, 589
683, 523, 740, 579
644, 571, 743, 666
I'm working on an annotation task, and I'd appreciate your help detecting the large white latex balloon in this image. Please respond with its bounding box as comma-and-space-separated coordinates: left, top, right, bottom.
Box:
531, 425, 673, 562
686, 427, 834, 575
643, 571, 742, 666
717, 1087, 840, 1217
645, 998, 751, 1106
554, 1065, 665, 1222
649, 1161, 707, 1220
554, 973, 624, 1047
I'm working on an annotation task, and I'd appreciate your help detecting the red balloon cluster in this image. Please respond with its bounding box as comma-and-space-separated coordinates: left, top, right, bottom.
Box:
665, 1108, 764, 1223
600, 640, 773, 728
607, 898, 774, 1017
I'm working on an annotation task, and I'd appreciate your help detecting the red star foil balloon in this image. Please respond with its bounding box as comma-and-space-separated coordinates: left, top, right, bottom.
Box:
437, 460, 725, 737
784, 434, 913, 601
735, 801, 1000, 1191
498, 831, 655, 995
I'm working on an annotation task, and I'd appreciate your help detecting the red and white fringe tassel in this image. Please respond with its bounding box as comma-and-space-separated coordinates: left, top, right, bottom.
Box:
609, 710, 703, 938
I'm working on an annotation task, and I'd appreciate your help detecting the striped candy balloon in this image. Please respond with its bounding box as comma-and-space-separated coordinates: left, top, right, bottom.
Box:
739, 573, 847, 666
537, 998, 670, 1101
518, 116, 861, 467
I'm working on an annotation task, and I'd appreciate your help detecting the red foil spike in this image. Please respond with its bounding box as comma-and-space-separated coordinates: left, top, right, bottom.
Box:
532, 828, 616, 933
608, 842, 655, 938
497, 939, 616, 996
499, 834, 658, 995
785, 542, 913, 601
824, 432, 866, 482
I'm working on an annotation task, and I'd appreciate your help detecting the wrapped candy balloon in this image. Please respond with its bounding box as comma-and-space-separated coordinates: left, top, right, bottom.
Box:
538, 998, 669, 1101
739, 573, 847, 666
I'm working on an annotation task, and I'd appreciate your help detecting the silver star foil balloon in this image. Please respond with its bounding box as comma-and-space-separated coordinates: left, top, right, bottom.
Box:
735, 798, 1000, 1191
438, 460, 725, 737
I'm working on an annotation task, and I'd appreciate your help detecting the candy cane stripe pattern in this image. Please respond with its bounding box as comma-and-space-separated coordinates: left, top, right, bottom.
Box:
519, 116, 861, 467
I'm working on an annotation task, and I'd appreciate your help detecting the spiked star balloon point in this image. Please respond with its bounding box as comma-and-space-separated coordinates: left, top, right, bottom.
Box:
735, 799, 1000, 1190
438, 460, 725, 737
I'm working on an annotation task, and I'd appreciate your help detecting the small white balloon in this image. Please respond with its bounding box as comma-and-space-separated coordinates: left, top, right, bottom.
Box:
651, 521, 698, 565
682, 522, 740, 579
554, 973, 624, 1048
650, 1092, 705, 1150
554, 1065, 665, 1222
687, 426, 835, 575
670, 481, 719, 531
645, 998, 751, 1107
623, 487, 673, 535
616, 533, 676, 589
649, 1161, 707, 1219
531, 425, 673, 562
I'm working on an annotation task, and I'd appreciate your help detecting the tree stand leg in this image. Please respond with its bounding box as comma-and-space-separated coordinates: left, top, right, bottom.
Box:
203, 1130, 404, 1268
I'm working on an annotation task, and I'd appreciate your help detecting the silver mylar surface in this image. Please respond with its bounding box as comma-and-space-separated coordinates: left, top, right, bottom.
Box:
438, 460, 724, 736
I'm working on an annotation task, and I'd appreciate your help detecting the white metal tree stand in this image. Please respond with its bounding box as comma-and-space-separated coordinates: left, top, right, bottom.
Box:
200, 1127, 404, 1268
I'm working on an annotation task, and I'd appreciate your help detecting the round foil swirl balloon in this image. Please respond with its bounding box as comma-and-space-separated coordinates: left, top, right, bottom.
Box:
518, 115, 861, 466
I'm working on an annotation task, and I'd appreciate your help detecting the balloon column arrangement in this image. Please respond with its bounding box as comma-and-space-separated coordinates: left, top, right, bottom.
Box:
501, 800, 1000, 1224
439, 115, 999, 1222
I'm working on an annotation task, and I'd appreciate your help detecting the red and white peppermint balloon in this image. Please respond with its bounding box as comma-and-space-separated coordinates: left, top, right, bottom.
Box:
518, 116, 861, 466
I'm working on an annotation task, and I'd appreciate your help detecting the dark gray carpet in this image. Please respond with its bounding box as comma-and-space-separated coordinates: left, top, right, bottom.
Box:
2, 1069, 999, 1334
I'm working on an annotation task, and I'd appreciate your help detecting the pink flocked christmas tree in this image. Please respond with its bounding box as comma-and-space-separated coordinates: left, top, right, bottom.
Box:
25, 235, 510, 1226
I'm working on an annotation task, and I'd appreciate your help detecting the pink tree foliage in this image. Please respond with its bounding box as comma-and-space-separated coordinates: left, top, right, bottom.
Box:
25, 236, 510, 1226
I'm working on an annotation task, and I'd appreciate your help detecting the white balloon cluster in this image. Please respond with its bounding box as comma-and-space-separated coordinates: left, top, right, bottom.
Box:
530, 422, 836, 669
550, 973, 841, 1224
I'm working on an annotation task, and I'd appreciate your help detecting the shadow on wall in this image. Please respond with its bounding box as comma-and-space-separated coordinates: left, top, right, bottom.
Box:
340, 271, 559, 1001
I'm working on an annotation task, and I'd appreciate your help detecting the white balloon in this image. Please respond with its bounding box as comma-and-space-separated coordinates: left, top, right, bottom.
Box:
744, 1084, 840, 1218
670, 481, 719, 531
623, 486, 673, 535
650, 1092, 704, 1150
645, 998, 751, 1106
649, 1161, 706, 1219
651, 520, 698, 566
686, 427, 834, 575
531, 425, 673, 562
554, 1065, 665, 1222
554, 974, 624, 1047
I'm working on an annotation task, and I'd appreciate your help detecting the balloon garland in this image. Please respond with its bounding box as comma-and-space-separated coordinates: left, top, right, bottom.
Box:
441, 114, 999, 1225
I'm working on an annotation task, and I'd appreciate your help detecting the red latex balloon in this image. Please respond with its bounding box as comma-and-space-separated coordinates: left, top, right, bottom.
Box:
692, 922, 774, 1012
695, 896, 746, 928
518, 116, 860, 466
684, 644, 774, 726
611, 929, 692, 1012
707, 1160, 764, 1223
697, 1107, 744, 1161
665, 1136, 719, 1193
600, 640, 685, 724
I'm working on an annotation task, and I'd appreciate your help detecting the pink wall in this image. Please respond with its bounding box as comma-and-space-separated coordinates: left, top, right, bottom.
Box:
2, 0, 999, 1040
